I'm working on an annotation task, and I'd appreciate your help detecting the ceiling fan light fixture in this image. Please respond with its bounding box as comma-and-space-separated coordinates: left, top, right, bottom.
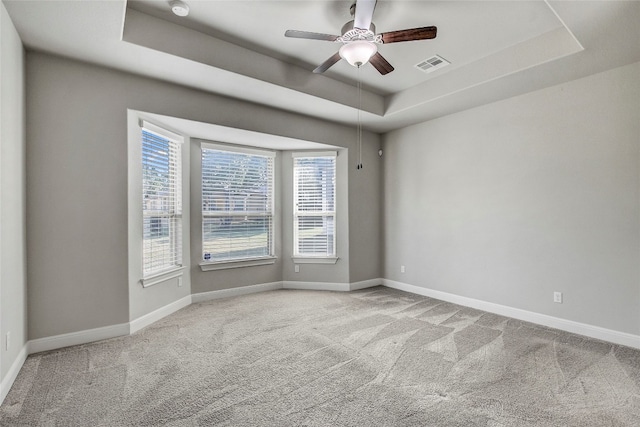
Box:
339, 41, 377, 67
170, 0, 190, 17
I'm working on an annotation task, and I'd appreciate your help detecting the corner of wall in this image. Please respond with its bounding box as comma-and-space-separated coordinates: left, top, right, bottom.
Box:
1, 0, 28, 397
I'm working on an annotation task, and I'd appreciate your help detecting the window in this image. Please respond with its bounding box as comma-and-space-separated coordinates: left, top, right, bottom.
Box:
201, 143, 275, 264
293, 152, 336, 258
141, 123, 183, 277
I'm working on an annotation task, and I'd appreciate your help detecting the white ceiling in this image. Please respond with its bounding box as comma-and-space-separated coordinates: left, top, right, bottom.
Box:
4, 1, 640, 133
127, 0, 564, 95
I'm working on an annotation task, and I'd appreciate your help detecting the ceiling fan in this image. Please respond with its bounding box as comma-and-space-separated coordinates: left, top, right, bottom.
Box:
285, 0, 437, 75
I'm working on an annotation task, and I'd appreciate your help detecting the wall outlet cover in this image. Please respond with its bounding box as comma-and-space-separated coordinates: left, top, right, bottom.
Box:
554, 292, 563, 303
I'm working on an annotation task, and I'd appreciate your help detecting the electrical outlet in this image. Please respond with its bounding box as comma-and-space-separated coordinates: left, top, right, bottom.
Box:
6, 332, 10, 351
553, 292, 563, 304
177, 277, 182, 287
294, 265, 300, 273
401, 265, 405, 273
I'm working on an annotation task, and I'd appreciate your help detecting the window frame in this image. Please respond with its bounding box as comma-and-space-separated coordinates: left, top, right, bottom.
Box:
140, 121, 184, 282
292, 151, 338, 263
199, 141, 276, 270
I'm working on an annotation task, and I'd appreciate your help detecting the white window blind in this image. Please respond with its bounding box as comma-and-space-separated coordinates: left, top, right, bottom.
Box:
293, 153, 336, 257
201, 143, 275, 263
141, 124, 183, 277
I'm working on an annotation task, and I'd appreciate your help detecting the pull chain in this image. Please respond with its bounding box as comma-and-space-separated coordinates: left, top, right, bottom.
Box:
356, 66, 363, 170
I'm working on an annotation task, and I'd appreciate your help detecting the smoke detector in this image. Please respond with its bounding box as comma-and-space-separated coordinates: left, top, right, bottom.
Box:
170, 1, 189, 17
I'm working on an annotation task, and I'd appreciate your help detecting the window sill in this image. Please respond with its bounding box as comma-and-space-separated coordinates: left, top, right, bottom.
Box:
200, 257, 277, 271
292, 257, 339, 265
141, 266, 184, 288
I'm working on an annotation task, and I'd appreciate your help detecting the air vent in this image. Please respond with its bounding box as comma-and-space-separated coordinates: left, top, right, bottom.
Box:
415, 55, 450, 73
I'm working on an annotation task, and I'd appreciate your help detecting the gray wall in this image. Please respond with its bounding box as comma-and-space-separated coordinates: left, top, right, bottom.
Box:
1, 2, 27, 382
27, 54, 130, 339
348, 142, 383, 283
26, 52, 382, 339
383, 61, 640, 335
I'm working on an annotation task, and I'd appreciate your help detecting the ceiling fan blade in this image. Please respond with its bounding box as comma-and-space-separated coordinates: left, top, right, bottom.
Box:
354, 0, 377, 30
369, 52, 394, 75
313, 52, 342, 73
380, 26, 437, 44
285, 30, 339, 42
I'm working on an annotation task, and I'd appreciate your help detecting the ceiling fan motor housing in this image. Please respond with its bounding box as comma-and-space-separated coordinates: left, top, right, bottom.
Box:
341, 20, 376, 37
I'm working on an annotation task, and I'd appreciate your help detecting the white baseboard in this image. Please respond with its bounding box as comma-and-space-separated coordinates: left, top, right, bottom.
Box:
130, 295, 192, 334
350, 278, 383, 291
28, 323, 130, 355
191, 281, 283, 303
282, 281, 351, 292
191, 279, 383, 299
0, 344, 28, 405
383, 279, 640, 350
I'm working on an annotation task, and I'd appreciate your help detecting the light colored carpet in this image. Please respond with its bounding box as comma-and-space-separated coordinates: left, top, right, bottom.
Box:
1, 287, 639, 426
